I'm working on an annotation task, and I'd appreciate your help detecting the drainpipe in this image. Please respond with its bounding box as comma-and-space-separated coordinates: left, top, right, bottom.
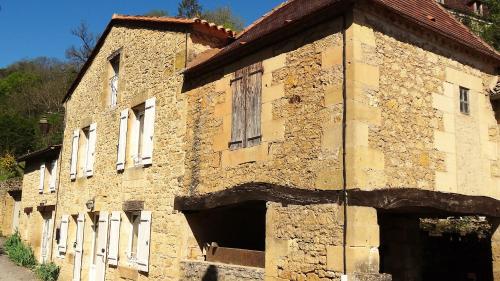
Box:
49, 106, 66, 262
341, 12, 349, 280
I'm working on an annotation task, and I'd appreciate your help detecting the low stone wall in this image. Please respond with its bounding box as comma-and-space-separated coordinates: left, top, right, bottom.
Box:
351, 273, 392, 281
179, 260, 264, 281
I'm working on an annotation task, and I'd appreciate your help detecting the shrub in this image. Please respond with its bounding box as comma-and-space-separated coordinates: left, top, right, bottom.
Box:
35, 263, 60, 281
4, 232, 37, 268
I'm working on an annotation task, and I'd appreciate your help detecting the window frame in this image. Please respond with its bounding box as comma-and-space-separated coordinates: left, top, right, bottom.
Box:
108, 52, 121, 108
129, 105, 146, 167
126, 212, 141, 265
77, 127, 91, 177
459, 86, 470, 115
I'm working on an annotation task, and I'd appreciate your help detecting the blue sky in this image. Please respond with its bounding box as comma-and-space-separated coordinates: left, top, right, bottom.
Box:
0, 0, 283, 68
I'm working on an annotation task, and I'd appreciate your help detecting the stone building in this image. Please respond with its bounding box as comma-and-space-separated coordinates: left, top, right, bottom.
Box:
0, 178, 22, 236
47, 0, 500, 280
16, 145, 61, 263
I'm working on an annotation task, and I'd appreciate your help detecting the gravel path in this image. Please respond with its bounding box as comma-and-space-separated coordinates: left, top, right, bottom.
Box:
0, 237, 37, 281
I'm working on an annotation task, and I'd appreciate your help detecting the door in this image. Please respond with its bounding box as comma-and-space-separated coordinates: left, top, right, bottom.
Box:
73, 213, 85, 281
40, 214, 52, 263
11, 200, 20, 233
89, 212, 109, 281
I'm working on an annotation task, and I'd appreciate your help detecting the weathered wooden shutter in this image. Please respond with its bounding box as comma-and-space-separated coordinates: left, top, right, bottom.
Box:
245, 62, 263, 147
230, 68, 246, 149
73, 213, 85, 281
117, 109, 129, 171
49, 159, 57, 192
107, 211, 121, 266
142, 97, 156, 165
58, 215, 69, 254
39, 163, 46, 194
96, 212, 109, 281
136, 211, 152, 272
86, 123, 97, 177
70, 129, 79, 180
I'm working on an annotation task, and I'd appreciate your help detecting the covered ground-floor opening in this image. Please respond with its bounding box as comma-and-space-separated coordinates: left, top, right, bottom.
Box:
184, 200, 266, 268
379, 212, 493, 281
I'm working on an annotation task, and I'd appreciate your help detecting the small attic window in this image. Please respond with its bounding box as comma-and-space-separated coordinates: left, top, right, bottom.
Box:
472, 1, 484, 16
436, 0, 444, 4
108, 52, 121, 107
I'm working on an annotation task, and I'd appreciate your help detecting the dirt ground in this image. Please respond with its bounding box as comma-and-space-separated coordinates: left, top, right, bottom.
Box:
0, 238, 37, 281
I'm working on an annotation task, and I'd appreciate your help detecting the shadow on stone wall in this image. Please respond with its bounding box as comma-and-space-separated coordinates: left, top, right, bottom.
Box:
202, 265, 218, 281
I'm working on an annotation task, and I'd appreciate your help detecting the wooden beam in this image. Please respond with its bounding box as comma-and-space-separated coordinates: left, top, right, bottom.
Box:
174, 183, 500, 217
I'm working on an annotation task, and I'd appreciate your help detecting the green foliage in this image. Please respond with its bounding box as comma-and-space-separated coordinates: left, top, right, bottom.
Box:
177, 0, 202, 18
0, 153, 22, 181
0, 71, 41, 98
0, 113, 36, 156
4, 232, 37, 268
481, 0, 500, 50
202, 6, 244, 32
35, 263, 60, 281
144, 9, 168, 17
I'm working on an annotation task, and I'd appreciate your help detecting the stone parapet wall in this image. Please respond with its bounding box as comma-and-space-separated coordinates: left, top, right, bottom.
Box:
179, 260, 264, 281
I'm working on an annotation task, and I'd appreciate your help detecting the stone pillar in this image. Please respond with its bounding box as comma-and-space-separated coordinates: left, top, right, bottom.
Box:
491, 218, 500, 280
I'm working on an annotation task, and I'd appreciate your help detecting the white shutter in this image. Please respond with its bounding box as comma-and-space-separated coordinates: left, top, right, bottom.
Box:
96, 212, 109, 281
142, 98, 156, 165
117, 109, 129, 171
136, 211, 151, 272
49, 159, 58, 192
39, 163, 46, 194
70, 129, 79, 180
58, 215, 69, 254
73, 213, 85, 281
107, 211, 121, 266
85, 123, 97, 177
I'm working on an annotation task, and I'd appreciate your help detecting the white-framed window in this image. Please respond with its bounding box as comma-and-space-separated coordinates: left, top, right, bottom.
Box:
436, 0, 444, 4
39, 163, 46, 194
125, 211, 151, 272
70, 123, 97, 180
460, 86, 470, 115
49, 159, 58, 192
472, 1, 483, 16
90, 213, 100, 267
109, 54, 120, 107
116, 98, 156, 171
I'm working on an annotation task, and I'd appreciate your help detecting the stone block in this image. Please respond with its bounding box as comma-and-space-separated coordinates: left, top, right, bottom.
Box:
327, 246, 380, 273
263, 53, 286, 73
174, 51, 186, 72
351, 63, 379, 89
346, 121, 369, 148
263, 83, 285, 103
213, 132, 228, 152
215, 76, 231, 93
322, 121, 342, 150
322, 46, 343, 69
445, 67, 482, 91
346, 224, 380, 247
443, 82, 455, 98
214, 101, 232, 117
221, 144, 269, 167
434, 131, 456, 153
265, 238, 289, 278
432, 93, 454, 113
347, 100, 381, 126
442, 113, 456, 133
118, 266, 138, 280
324, 84, 343, 106
262, 119, 285, 142
352, 24, 376, 46
262, 102, 274, 122
435, 171, 457, 193
347, 147, 384, 171
344, 206, 378, 226
315, 168, 343, 189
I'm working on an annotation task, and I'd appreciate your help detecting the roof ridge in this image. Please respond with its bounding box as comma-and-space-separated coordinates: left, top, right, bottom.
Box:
236, 0, 294, 39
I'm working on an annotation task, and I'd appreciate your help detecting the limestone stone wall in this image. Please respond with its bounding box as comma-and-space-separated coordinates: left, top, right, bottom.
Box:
348, 5, 499, 196
184, 18, 345, 195
0, 178, 22, 236
179, 260, 264, 281
55, 23, 220, 281
265, 203, 383, 281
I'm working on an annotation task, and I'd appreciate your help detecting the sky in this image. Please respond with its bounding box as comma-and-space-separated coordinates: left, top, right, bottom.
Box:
0, 0, 284, 68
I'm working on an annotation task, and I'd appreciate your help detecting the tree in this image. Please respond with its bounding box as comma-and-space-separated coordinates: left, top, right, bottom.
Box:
144, 9, 169, 17
177, 0, 202, 18
202, 6, 244, 32
481, 0, 500, 50
65, 22, 98, 67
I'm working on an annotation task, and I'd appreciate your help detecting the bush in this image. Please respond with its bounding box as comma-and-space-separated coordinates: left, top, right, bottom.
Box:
4, 232, 37, 268
35, 263, 60, 281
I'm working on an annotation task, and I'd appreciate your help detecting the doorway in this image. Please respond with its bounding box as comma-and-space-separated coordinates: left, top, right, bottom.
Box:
40, 212, 53, 263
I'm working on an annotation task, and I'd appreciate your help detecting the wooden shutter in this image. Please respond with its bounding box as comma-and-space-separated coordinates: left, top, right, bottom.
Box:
136, 211, 151, 272
142, 98, 156, 165
117, 109, 129, 171
230, 68, 246, 149
70, 129, 79, 180
245, 62, 263, 147
49, 159, 57, 192
39, 163, 46, 194
96, 212, 109, 281
73, 213, 85, 281
107, 211, 121, 266
58, 215, 69, 254
86, 123, 97, 177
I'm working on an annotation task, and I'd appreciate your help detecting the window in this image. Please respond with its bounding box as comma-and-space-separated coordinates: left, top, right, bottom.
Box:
109, 54, 120, 107
48, 159, 58, 192
130, 105, 146, 166
116, 98, 156, 171
70, 123, 97, 180
91, 214, 100, 266
472, 1, 483, 16
39, 163, 46, 194
230, 62, 263, 150
125, 211, 151, 272
436, 0, 444, 4
460, 86, 470, 114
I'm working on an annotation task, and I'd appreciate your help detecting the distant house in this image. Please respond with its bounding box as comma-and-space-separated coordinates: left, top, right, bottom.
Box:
438, 0, 492, 33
